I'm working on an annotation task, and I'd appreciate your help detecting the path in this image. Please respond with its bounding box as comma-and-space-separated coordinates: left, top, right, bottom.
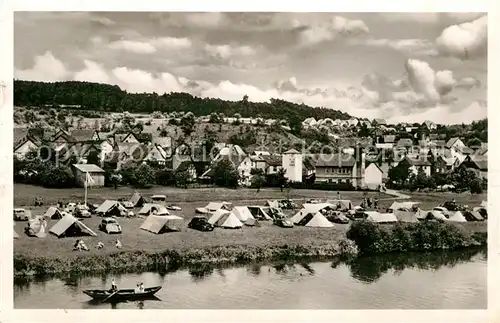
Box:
380, 189, 411, 200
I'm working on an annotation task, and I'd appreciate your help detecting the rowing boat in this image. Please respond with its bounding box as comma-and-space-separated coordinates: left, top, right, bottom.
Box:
83, 286, 162, 301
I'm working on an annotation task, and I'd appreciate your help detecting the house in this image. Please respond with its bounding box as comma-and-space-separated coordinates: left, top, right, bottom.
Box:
282, 149, 303, 182
69, 129, 95, 142
132, 144, 168, 165
175, 160, 198, 181
213, 143, 246, 161
460, 155, 488, 180
364, 163, 383, 190
384, 135, 396, 144
372, 118, 387, 127
313, 153, 356, 184
14, 129, 41, 159
403, 157, 432, 177
446, 137, 465, 150
396, 138, 414, 148
237, 155, 267, 184
261, 154, 283, 175
51, 129, 73, 144
59, 142, 101, 164
423, 120, 437, 130
347, 118, 359, 127
73, 164, 105, 188
432, 156, 449, 174
115, 132, 141, 144
152, 136, 173, 157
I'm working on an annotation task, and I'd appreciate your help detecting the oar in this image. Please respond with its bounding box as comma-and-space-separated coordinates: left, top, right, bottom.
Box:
101, 290, 119, 303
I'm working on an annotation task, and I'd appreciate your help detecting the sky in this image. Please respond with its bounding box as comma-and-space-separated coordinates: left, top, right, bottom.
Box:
14, 12, 487, 124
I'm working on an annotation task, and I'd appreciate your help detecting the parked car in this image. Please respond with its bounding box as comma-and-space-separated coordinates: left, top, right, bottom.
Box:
99, 217, 122, 234
326, 211, 349, 224
14, 208, 29, 221
166, 205, 182, 211
188, 216, 214, 232
274, 218, 294, 228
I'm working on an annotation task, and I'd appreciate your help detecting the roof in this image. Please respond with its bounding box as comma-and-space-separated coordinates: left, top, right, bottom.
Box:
383, 135, 396, 143
469, 156, 488, 170
446, 137, 461, 148
365, 162, 383, 173
475, 147, 488, 156
336, 137, 373, 147
457, 146, 474, 155
69, 130, 95, 142
313, 154, 356, 168
396, 138, 414, 147
152, 136, 172, 148
73, 164, 105, 173
14, 128, 29, 146
284, 149, 300, 154
406, 157, 432, 167
261, 155, 282, 167
373, 118, 387, 125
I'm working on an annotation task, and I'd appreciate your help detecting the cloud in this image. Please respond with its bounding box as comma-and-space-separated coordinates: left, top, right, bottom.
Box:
455, 76, 481, 90
109, 40, 157, 54
297, 16, 369, 46
348, 38, 438, 56
204, 44, 256, 59
435, 15, 487, 59
74, 60, 110, 84
151, 37, 192, 50
361, 73, 409, 102
14, 51, 69, 81
405, 58, 457, 104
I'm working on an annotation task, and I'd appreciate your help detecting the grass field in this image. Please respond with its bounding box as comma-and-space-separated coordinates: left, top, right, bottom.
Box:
14, 184, 487, 264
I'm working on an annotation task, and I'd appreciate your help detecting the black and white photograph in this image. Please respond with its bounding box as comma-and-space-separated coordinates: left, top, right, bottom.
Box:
12, 11, 489, 310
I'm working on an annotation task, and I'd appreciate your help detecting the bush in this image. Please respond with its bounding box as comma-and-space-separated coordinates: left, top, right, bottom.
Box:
288, 181, 355, 191
346, 220, 486, 255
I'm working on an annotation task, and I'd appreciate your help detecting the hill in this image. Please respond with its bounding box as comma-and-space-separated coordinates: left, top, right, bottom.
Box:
13, 80, 354, 123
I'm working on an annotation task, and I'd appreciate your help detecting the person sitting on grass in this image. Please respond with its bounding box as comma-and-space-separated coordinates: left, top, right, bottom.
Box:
79, 240, 89, 251
115, 239, 122, 249
73, 239, 81, 251
97, 241, 104, 250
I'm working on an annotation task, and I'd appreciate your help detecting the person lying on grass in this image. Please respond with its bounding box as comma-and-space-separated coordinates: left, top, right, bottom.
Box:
115, 239, 122, 249
73, 239, 89, 251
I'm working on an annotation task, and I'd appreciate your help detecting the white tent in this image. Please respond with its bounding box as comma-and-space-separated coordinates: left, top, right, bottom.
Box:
140, 215, 184, 233
366, 211, 398, 223
208, 209, 231, 225
218, 213, 243, 229
447, 211, 467, 222
426, 210, 448, 221
138, 203, 170, 216
247, 206, 272, 220
232, 206, 255, 222
304, 212, 334, 228
388, 201, 420, 211
394, 210, 419, 223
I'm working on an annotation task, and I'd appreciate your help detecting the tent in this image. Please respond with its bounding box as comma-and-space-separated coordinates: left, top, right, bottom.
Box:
213, 212, 243, 229
266, 200, 280, 209
296, 212, 334, 228
138, 203, 170, 216
44, 206, 63, 220
206, 202, 230, 211
473, 207, 487, 219
232, 206, 255, 222
425, 210, 447, 221
129, 192, 146, 207
95, 200, 127, 217
244, 218, 260, 227
394, 210, 419, 223
415, 208, 429, 220
326, 199, 353, 211
365, 211, 398, 223
247, 206, 272, 220
14, 229, 19, 239
140, 215, 184, 234
208, 209, 231, 225
291, 203, 334, 224
388, 201, 420, 212
25, 215, 48, 238
447, 211, 467, 222
462, 210, 483, 222
49, 214, 97, 238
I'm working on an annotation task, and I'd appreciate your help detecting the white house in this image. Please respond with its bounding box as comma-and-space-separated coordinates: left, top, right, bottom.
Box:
446, 137, 466, 159
302, 117, 317, 128
348, 118, 359, 127
237, 155, 267, 185
282, 149, 303, 182
97, 140, 114, 162
116, 132, 141, 144
14, 137, 40, 160
405, 158, 432, 177
364, 163, 383, 190
423, 120, 437, 130
143, 145, 168, 164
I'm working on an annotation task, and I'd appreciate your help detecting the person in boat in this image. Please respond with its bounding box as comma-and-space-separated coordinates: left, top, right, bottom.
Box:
110, 279, 118, 292
134, 283, 141, 293
115, 239, 122, 249
139, 282, 145, 293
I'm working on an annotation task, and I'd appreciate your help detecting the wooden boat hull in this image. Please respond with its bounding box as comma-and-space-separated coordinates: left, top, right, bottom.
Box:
83, 286, 162, 301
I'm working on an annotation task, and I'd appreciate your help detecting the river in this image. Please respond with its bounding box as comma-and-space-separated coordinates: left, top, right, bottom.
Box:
14, 248, 487, 309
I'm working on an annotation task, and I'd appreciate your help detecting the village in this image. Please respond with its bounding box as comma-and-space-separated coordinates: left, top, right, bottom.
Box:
13, 107, 488, 272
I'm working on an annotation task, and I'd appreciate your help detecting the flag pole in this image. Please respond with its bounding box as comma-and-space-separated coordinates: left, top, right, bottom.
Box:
85, 172, 88, 206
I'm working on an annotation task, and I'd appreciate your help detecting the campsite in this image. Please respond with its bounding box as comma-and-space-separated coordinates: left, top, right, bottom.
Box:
14, 183, 487, 267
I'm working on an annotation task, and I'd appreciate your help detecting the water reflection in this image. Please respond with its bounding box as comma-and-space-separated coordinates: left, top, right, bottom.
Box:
344, 247, 485, 284
188, 264, 214, 282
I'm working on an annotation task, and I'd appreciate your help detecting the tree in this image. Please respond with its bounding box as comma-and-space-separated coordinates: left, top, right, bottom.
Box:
250, 168, 266, 192
175, 170, 190, 188
213, 159, 240, 188
277, 168, 287, 192
134, 163, 155, 188
388, 158, 411, 187
180, 112, 196, 137
470, 178, 483, 194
